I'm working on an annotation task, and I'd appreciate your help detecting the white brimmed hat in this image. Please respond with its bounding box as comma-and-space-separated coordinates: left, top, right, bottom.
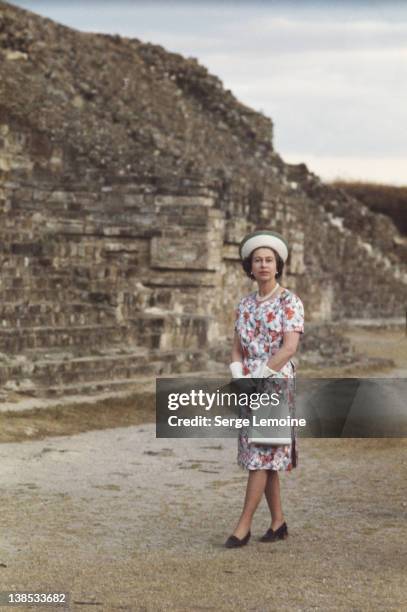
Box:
239, 230, 289, 263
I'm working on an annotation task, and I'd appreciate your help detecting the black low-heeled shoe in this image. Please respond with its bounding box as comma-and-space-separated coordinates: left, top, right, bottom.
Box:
224, 530, 251, 548
259, 522, 288, 542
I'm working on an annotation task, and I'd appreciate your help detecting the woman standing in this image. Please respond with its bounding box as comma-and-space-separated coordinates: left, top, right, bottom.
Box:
225, 230, 304, 548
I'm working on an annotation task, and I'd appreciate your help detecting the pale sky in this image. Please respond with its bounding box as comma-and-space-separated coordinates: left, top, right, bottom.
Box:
9, 0, 407, 185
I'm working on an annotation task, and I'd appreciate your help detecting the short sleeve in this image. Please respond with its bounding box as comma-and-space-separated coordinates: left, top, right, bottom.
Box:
282, 293, 304, 334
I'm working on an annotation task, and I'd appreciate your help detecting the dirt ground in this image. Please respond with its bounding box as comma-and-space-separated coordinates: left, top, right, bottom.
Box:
0, 327, 406, 611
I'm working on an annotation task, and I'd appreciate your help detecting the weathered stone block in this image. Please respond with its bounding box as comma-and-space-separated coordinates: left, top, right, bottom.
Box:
155, 195, 215, 207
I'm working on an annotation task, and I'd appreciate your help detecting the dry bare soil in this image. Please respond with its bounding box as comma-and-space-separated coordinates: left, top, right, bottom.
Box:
0, 327, 406, 611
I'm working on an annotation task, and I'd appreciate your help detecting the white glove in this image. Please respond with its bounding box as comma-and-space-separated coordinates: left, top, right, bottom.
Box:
251, 361, 282, 379
229, 361, 243, 379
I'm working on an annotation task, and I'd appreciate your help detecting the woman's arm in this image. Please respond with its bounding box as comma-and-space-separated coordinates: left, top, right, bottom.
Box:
231, 331, 243, 363
265, 331, 300, 371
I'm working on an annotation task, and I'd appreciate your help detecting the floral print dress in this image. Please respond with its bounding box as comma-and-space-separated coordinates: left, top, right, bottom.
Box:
234, 288, 304, 471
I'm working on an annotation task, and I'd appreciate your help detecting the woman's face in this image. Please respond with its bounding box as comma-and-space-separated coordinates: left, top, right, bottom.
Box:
251, 247, 277, 282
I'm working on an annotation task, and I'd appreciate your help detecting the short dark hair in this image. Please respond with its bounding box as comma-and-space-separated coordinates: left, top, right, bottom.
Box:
242, 247, 284, 280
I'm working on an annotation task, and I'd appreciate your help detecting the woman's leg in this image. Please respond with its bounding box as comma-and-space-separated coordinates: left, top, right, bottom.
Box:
232, 470, 268, 539
264, 470, 285, 530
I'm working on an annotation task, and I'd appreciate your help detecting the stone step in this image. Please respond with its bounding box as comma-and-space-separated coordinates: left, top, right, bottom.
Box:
0, 277, 73, 291
0, 300, 111, 313
0, 265, 73, 277
0, 242, 46, 257
0, 234, 140, 262
1, 349, 149, 385
0, 324, 134, 352
0, 228, 39, 241
35, 377, 160, 398
0, 311, 112, 328
0, 275, 113, 292
1, 348, 209, 395
0, 302, 114, 327
0, 243, 99, 258
0, 289, 82, 302
0, 263, 136, 282
41, 218, 156, 239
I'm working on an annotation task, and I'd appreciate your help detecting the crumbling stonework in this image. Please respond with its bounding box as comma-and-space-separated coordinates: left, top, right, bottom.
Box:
0, 2, 406, 400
